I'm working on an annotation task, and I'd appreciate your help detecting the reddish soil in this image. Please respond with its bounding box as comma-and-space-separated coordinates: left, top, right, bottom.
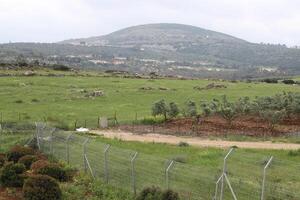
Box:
120, 115, 300, 137
0, 187, 23, 200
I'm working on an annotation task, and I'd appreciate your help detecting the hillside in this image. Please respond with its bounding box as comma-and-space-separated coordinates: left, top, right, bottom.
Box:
1, 23, 300, 78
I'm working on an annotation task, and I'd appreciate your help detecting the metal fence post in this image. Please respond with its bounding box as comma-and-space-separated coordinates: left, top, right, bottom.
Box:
49, 129, 55, 155
166, 160, 174, 189
220, 148, 234, 200
131, 152, 138, 195
65, 133, 73, 164
104, 144, 111, 184
261, 156, 273, 200
82, 138, 89, 173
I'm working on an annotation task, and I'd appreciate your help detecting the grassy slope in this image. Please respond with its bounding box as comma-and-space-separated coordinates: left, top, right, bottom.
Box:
0, 74, 299, 128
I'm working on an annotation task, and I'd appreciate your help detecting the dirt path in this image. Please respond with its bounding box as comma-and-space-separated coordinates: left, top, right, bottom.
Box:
91, 130, 300, 150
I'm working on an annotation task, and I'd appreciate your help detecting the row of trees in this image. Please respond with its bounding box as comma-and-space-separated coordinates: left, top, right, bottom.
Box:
151, 92, 300, 131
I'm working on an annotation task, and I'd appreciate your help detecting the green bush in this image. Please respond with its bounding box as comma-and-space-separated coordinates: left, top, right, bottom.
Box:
136, 186, 162, 200
0, 162, 26, 187
23, 175, 62, 200
162, 189, 180, 200
137, 187, 180, 200
7, 145, 35, 163
0, 153, 6, 167
19, 155, 38, 169
36, 163, 68, 182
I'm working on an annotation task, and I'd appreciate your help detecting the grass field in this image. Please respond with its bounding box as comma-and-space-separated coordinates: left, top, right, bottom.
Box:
40, 131, 300, 200
1, 131, 300, 199
0, 71, 299, 129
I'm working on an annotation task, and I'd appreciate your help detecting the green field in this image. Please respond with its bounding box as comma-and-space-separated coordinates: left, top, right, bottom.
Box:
0, 73, 299, 128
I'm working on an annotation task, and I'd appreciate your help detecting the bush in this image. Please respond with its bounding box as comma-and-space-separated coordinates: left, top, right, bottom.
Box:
183, 100, 197, 117
137, 187, 180, 200
282, 79, 295, 85
178, 142, 189, 147
7, 145, 35, 163
162, 189, 180, 200
0, 162, 26, 187
23, 175, 62, 200
36, 163, 68, 182
30, 160, 50, 172
168, 102, 180, 118
136, 186, 162, 200
0, 153, 6, 167
19, 155, 38, 169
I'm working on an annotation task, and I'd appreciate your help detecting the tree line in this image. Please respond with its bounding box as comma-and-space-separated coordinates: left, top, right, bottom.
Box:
151, 92, 300, 132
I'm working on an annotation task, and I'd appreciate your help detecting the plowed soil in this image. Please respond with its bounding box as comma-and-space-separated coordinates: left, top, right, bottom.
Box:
120, 115, 300, 137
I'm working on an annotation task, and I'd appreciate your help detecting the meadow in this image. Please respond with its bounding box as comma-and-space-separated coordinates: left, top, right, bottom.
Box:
0, 71, 299, 129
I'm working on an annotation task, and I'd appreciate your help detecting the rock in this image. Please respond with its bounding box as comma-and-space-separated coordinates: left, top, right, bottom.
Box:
23, 71, 35, 76
90, 90, 104, 97
139, 86, 154, 90
159, 87, 169, 90
194, 83, 227, 90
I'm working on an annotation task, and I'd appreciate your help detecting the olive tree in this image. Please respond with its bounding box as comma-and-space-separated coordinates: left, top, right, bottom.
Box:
152, 99, 169, 121
168, 102, 179, 118
183, 100, 197, 117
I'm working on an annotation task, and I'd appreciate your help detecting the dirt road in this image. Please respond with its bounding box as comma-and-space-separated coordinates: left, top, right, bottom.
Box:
91, 130, 300, 150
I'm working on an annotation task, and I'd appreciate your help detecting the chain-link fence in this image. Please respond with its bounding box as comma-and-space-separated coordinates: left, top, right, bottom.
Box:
35, 123, 300, 200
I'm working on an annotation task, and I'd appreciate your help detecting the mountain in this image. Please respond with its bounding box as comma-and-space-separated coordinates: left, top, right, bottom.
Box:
1, 23, 300, 78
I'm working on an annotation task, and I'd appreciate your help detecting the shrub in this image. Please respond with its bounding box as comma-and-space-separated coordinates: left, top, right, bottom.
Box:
183, 100, 197, 117
30, 160, 50, 172
161, 189, 180, 200
19, 155, 38, 169
152, 99, 169, 121
23, 175, 62, 200
36, 163, 68, 182
0, 162, 26, 187
136, 186, 162, 200
15, 100, 24, 104
282, 79, 295, 85
0, 153, 6, 167
7, 145, 35, 163
168, 102, 180, 118
178, 141, 189, 147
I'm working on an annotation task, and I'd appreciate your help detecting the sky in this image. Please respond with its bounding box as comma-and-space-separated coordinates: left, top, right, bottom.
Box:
1, 0, 300, 46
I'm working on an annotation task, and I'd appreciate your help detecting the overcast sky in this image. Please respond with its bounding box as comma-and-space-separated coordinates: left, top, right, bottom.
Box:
1, 0, 300, 46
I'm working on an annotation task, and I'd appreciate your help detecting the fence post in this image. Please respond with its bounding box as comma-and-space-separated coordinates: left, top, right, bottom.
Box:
220, 148, 234, 200
131, 152, 138, 195
49, 129, 55, 155
65, 133, 73, 164
104, 144, 111, 184
98, 116, 100, 128
166, 160, 174, 189
82, 138, 89, 173
261, 156, 273, 200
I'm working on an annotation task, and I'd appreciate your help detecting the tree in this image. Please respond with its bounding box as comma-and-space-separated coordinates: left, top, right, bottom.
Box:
183, 100, 197, 117
217, 95, 238, 126
152, 99, 168, 121
168, 102, 179, 118
259, 109, 286, 133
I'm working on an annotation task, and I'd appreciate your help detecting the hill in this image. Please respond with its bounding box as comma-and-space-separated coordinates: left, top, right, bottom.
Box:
1, 23, 300, 78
